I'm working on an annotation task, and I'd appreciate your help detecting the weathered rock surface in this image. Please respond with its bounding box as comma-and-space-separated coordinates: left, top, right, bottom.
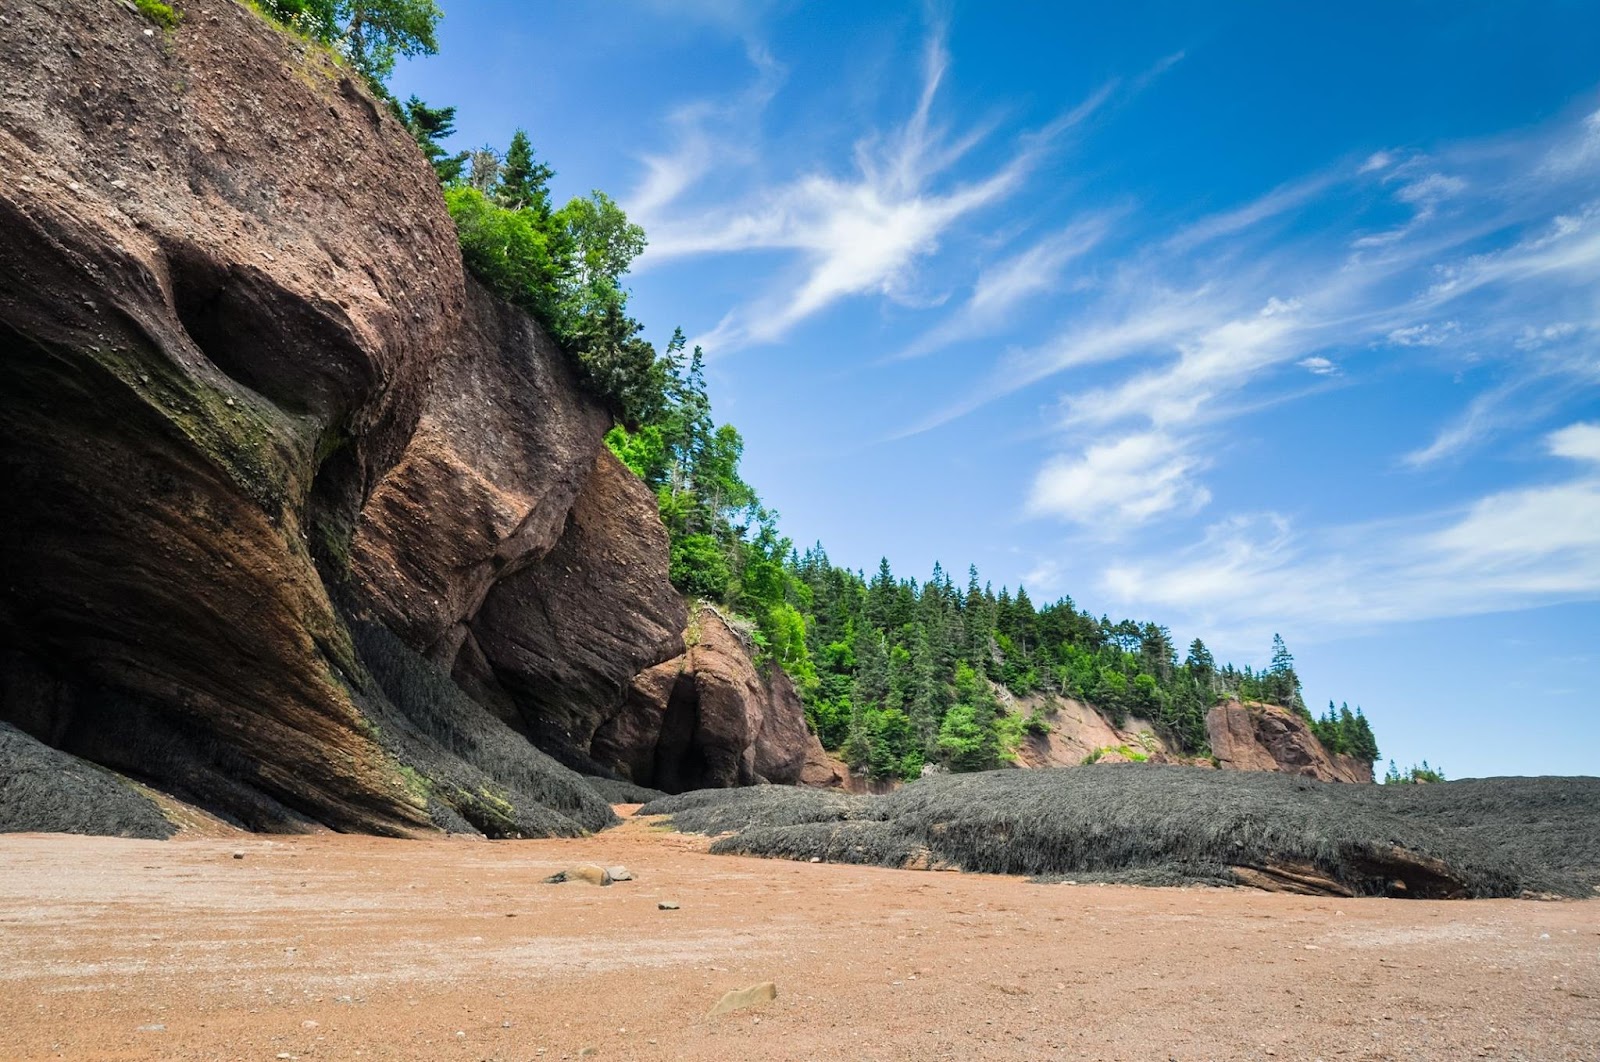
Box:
464, 451, 686, 770
800, 734, 849, 789
1207, 700, 1373, 783
590, 608, 814, 793
1010, 694, 1174, 769
0, 0, 682, 834
348, 280, 613, 663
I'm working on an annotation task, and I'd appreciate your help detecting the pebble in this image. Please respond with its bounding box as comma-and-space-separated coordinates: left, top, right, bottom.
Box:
232, 851, 244, 860
658, 901, 680, 910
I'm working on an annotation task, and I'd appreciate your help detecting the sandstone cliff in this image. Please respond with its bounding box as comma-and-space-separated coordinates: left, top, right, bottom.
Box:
592, 607, 821, 793
1008, 693, 1176, 769
0, 0, 688, 834
1207, 700, 1373, 783
0, 0, 1372, 840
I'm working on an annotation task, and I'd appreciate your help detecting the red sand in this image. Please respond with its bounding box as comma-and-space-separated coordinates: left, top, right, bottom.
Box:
0, 814, 1595, 1061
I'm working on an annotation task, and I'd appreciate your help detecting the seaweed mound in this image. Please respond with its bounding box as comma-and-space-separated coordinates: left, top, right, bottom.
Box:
0, 722, 175, 839
350, 622, 620, 836
642, 767, 1600, 898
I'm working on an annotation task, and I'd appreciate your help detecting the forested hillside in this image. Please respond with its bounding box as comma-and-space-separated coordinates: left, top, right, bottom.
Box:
607, 350, 1380, 780
242, 0, 1380, 784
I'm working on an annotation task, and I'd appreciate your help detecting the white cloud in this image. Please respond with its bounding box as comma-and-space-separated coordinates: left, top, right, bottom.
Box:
1097, 421, 1600, 647
1394, 171, 1467, 206
1548, 420, 1600, 462
1515, 321, 1579, 349
1386, 320, 1459, 346
894, 214, 1112, 359
630, 24, 1109, 352
1058, 296, 1309, 431
887, 97, 1600, 534
1402, 385, 1512, 468
1027, 431, 1211, 527
1164, 173, 1335, 252
1359, 151, 1395, 174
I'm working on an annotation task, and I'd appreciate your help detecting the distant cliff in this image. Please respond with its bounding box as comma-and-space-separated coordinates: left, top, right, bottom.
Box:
1206, 701, 1374, 783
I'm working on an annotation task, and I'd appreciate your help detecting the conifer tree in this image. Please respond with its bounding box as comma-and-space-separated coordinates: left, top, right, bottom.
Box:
497, 129, 556, 216
400, 96, 468, 183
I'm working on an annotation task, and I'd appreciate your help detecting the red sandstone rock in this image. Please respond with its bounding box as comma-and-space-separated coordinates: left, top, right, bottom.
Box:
1206, 700, 1373, 783
592, 608, 815, 792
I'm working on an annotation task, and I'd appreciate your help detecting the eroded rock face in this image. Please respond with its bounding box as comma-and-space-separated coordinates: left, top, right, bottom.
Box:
591, 608, 813, 793
1010, 695, 1174, 768
464, 451, 687, 771
1207, 701, 1373, 783
0, 0, 684, 834
0, 0, 464, 833
349, 280, 612, 662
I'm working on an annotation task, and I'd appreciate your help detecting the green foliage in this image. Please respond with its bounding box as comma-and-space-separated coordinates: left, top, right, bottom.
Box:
442, 151, 664, 422
444, 185, 561, 316
668, 533, 729, 601
1022, 705, 1053, 736
1385, 759, 1446, 784
253, 0, 439, 94
498, 130, 556, 215
561, 296, 667, 426
135, 0, 180, 29
1312, 701, 1380, 762
340, 0, 441, 89
399, 96, 468, 183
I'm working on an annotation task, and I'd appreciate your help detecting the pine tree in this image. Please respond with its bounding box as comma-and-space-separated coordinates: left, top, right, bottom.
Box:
400, 95, 468, 183
497, 129, 556, 216
465, 145, 500, 192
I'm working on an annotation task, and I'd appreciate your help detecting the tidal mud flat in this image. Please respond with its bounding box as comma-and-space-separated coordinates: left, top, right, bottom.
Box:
0, 817, 1595, 1062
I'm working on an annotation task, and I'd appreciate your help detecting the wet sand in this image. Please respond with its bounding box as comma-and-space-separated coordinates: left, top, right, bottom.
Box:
0, 813, 1595, 1061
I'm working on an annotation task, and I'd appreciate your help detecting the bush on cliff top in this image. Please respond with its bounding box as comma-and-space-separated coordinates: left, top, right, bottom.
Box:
135, 0, 180, 30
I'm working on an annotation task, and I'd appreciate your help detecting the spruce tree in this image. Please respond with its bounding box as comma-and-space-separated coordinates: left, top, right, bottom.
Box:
497, 129, 556, 216
401, 95, 468, 184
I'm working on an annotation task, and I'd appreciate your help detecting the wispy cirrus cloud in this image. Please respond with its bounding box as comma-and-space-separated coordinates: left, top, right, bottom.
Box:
892, 213, 1113, 361
627, 23, 1123, 352
1097, 421, 1600, 649
1027, 430, 1211, 529
898, 101, 1600, 542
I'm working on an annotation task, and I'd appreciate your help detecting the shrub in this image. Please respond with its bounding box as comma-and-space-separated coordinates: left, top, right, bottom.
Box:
136, 0, 180, 29
445, 186, 561, 321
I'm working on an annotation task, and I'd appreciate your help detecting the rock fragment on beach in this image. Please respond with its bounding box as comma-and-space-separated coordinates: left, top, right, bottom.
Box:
543, 864, 611, 886
709, 981, 777, 1016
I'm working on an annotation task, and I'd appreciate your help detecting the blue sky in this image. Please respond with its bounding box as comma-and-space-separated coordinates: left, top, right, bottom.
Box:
394, 2, 1600, 778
